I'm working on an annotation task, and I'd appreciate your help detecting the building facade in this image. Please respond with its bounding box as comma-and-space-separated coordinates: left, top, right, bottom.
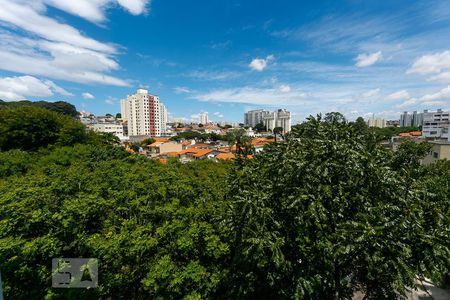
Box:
244, 109, 270, 127
198, 112, 208, 125
263, 109, 291, 133
422, 109, 450, 139
400, 110, 425, 127
422, 140, 450, 165
121, 89, 168, 137
160, 103, 168, 135
87, 123, 124, 140
367, 116, 386, 128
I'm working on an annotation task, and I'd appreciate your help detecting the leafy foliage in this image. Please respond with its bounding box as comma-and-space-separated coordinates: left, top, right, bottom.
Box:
0, 106, 448, 299
0, 106, 90, 151
225, 114, 449, 299
0, 145, 231, 299
0, 100, 78, 118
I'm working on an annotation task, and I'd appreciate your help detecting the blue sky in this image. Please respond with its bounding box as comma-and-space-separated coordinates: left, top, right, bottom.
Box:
0, 0, 450, 123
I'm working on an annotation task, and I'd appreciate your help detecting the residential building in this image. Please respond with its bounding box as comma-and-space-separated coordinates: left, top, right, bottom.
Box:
389, 131, 423, 151
198, 112, 208, 125
386, 120, 400, 127
87, 123, 124, 140
400, 110, 426, 127
148, 141, 182, 156
422, 140, 450, 165
244, 109, 270, 127
160, 103, 168, 136
422, 109, 450, 139
367, 115, 386, 128
263, 109, 291, 133
121, 89, 168, 137
400, 111, 411, 127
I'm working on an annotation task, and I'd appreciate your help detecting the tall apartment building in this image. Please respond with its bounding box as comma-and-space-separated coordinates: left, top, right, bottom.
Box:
400, 110, 425, 127
121, 89, 168, 137
198, 112, 208, 125
244, 109, 270, 127
367, 115, 386, 128
422, 109, 449, 139
159, 103, 168, 135
263, 109, 291, 133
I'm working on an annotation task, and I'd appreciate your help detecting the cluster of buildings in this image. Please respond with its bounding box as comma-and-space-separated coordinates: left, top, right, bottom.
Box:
399, 109, 449, 140
80, 89, 450, 166
366, 115, 387, 128
244, 108, 292, 133
128, 137, 274, 164
390, 109, 450, 165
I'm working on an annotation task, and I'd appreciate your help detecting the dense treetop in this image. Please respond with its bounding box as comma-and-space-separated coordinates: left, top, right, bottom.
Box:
0, 100, 78, 118
0, 108, 448, 299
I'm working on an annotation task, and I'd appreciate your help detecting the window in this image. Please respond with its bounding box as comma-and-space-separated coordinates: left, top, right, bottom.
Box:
433, 152, 439, 159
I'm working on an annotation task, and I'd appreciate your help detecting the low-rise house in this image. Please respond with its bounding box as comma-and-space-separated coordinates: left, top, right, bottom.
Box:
422, 140, 450, 165
215, 153, 235, 161
390, 131, 424, 151
87, 123, 125, 140
177, 148, 219, 162
148, 141, 182, 156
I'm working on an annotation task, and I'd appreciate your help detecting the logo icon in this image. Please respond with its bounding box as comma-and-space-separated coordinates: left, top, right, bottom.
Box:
52, 258, 98, 288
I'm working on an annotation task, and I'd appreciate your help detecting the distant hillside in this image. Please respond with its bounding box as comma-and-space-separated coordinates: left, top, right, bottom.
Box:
0, 100, 78, 118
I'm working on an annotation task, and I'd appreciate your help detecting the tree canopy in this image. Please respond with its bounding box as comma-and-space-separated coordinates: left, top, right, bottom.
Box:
0, 107, 448, 299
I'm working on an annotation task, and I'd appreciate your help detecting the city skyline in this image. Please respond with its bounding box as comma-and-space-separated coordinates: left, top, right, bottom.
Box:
0, 1, 450, 122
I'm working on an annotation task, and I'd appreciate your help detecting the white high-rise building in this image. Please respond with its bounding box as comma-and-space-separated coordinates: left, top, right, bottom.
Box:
159, 103, 168, 135
422, 109, 450, 139
263, 109, 291, 133
121, 89, 168, 137
244, 109, 270, 127
198, 112, 208, 125
367, 115, 386, 128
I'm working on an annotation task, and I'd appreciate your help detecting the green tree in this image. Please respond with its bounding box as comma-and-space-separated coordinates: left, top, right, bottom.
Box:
0, 106, 89, 151
352, 117, 368, 133
225, 115, 449, 299
253, 122, 266, 133
140, 138, 156, 146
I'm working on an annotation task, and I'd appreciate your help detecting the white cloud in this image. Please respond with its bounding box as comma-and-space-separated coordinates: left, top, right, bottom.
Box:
43, 0, 108, 23
395, 86, 450, 109
279, 84, 291, 92
396, 98, 417, 109
174, 86, 192, 93
117, 0, 150, 15
0, 0, 139, 86
193, 86, 308, 106
355, 51, 382, 67
0, 0, 115, 53
420, 85, 450, 102
428, 72, 450, 82
0, 75, 72, 101
249, 54, 274, 71
82, 92, 95, 99
44, 79, 73, 96
187, 70, 240, 81
213, 111, 224, 118
386, 90, 410, 101
42, 0, 150, 23
361, 88, 380, 98
105, 99, 114, 105
407, 50, 450, 75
